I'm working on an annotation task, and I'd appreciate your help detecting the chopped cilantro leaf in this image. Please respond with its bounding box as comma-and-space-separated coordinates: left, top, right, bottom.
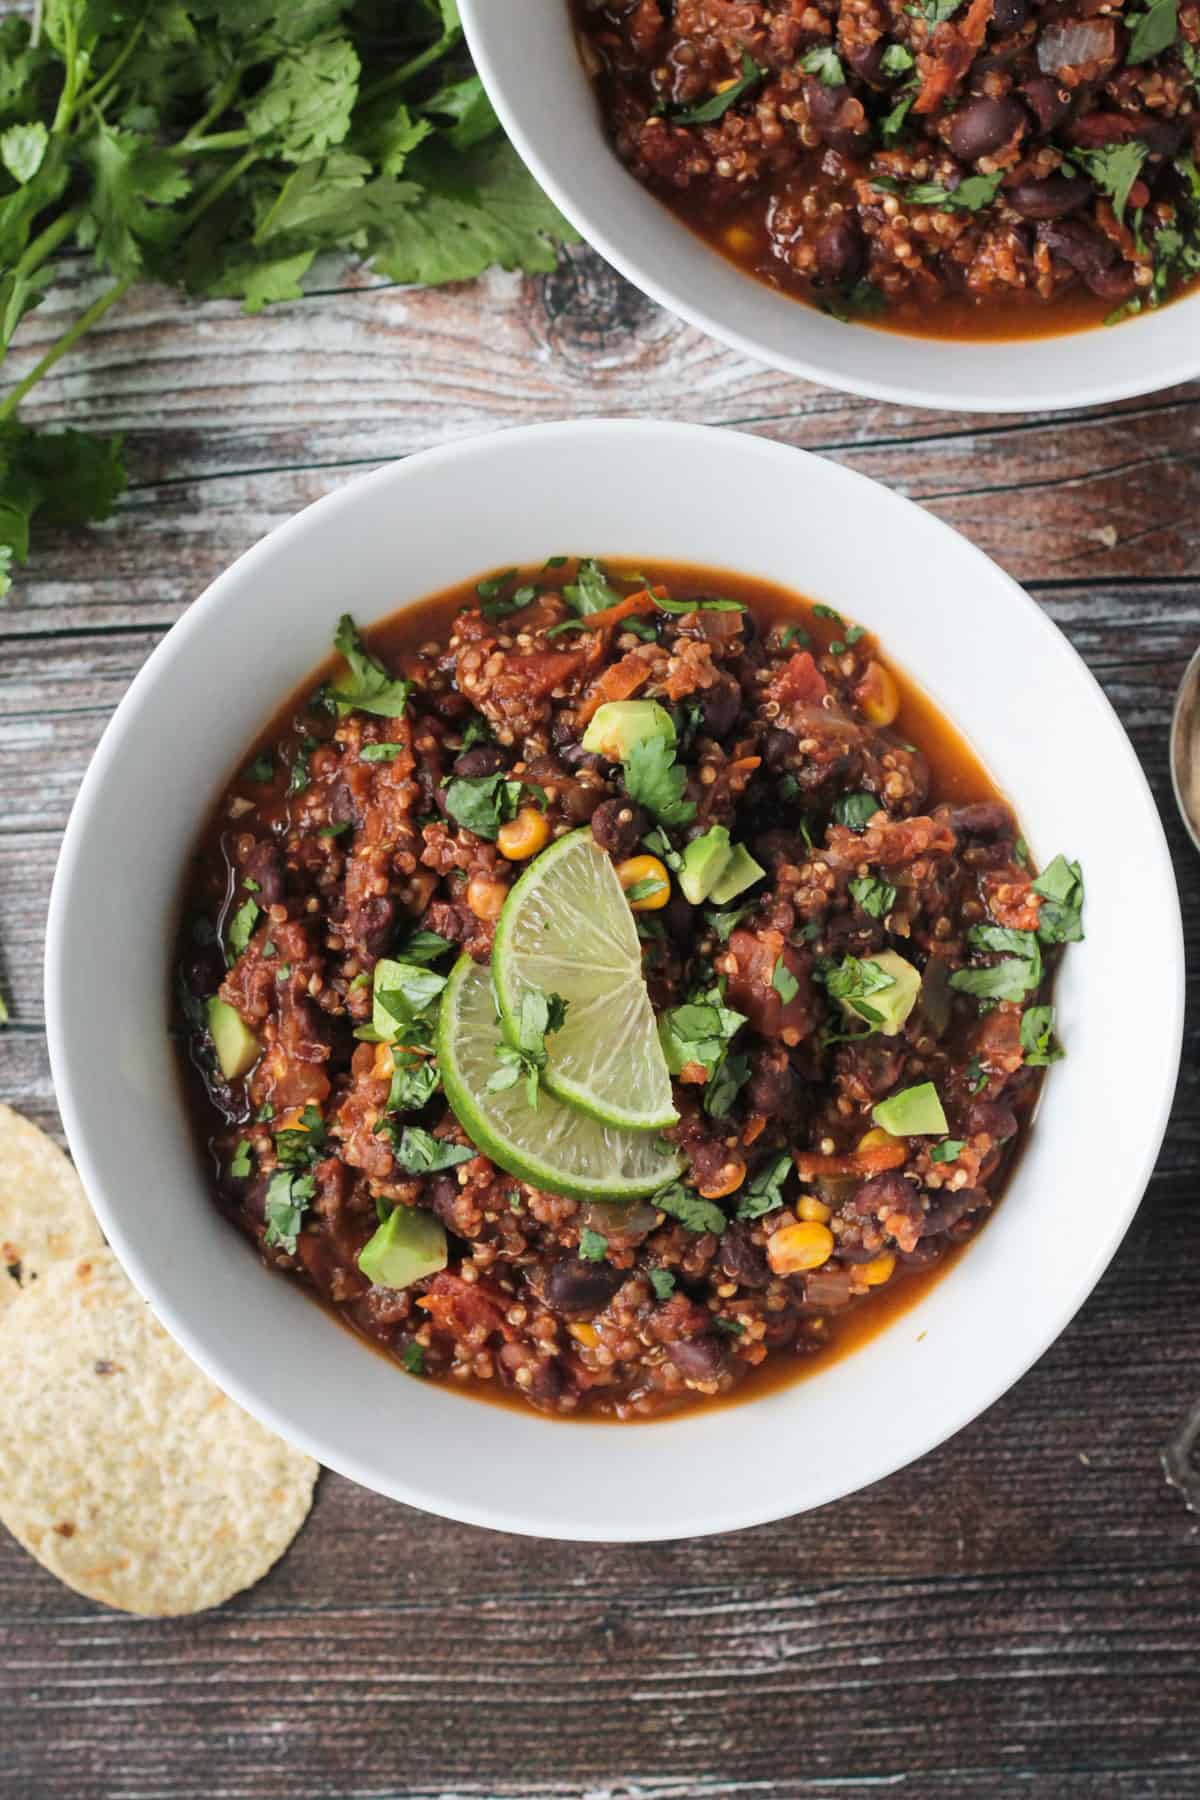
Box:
1032, 855, 1085, 945
949, 924, 1042, 1002
241, 753, 274, 785
832, 791, 879, 831
706, 902, 751, 942
288, 738, 316, 795
653, 1182, 728, 1236
487, 986, 569, 1109
391, 1128, 475, 1175
227, 898, 260, 959
772, 957, 799, 1004
562, 557, 623, 615
735, 1153, 792, 1221
801, 45, 846, 84
1020, 1003, 1064, 1066
402, 1342, 426, 1375
229, 1140, 253, 1180
780, 624, 811, 649
929, 1139, 966, 1164
848, 875, 897, 919
817, 954, 896, 1025
1072, 143, 1147, 221
330, 615, 412, 718
578, 1228, 609, 1262
1126, 0, 1178, 63
399, 929, 454, 965
444, 772, 542, 840
263, 1169, 315, 1255
624, 735, 696, 827
672, 52, 766, 124
652, 593, 746, 615
659, 994, 746, 1080
360, 743, 406, 763
872, 172, 1003, 212
626, 874, 669, 903
649, 1268, 676, 1301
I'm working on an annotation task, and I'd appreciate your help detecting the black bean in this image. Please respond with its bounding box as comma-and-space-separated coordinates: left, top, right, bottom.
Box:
1020, 75, 1072, 135
1139, 118, 1188, 158
590, 797, 647, 859
948, 95, 1026, 162
453, 744, 508, 778
700, 674, 742, 738
1038, 217, 1117, 277
719, 1223, 771, 1289
745, 1048, 794, 1118
668, 1335, 731, 1383
992, 0, 1028, 29
1008, 175, 1091, 220
349, 894, 395, 961
814, 215, 866, 285
762, 725, 796, 770
330, 781, 361, 827
947, 800, 1015, 839
966, 1099, 1019, 1141
843, 40, 886, 85
543, 1256, 625, 1318
529, 1357, 566, 1406
244, 838, 287, 907
1084, 263, 1137, 302
558, 740, 610, 775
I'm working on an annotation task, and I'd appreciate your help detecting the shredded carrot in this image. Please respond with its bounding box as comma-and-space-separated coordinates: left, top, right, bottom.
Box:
576, 645, 657, 725
743, 1114, 767, 1146
579, 587, 660, 632
792, 1143, 907, 1179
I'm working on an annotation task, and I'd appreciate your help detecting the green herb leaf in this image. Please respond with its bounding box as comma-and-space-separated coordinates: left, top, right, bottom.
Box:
1126, 0, 1178, 63
706, 902, 752, 942
360, 742, 406, 763
659, 996, 747, 1079
330, 614, 412, 718
263, 1169, 315, 1255
1072, 142, 1148, 221
1032, 854, 1085, 944
562, 557, 623, 616
624, 735, 696, 826
872, 171, 1003, 212
382, 1051, 441, 1117
649, 1268, 676, 1300
929, 1138, 966, 1164
949, 924, 1043, 1002
487, 984, 569, 1108
443, 771, 540, 840
832, 791, 880, 832
227, 897, 260, 959
848, 875, 897, 919
229, 1140, 253, 1180
735, 1152, 792, 1220
653, 1181, 728, 1236
772, 957, 799, 1004
652, 593, 747, 614
398, 929, 454, 965
578, 1228, 608, 1262
672, 52, 766, 124
817, 953, 896, 1023
880, 44, 916, 74
402, 1341, 426, 1375
801, 45, 846, 84
391, 1128, 475, 1175
626, 873, 669, 903
1020, 1003, 1064, 1066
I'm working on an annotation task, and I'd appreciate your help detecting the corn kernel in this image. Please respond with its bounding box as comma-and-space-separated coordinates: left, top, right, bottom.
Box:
569, 1322, 599, 1348
697, 1159, 746, 1200
724, 225, 757, 254
497, 805, 551, 861
798, 1194, 832, 1223
856, 661, 901, 728
616, 853, 671, 911
371, 1043, 395, 1082
276, 1104, 318, 1133
466, 872, 507, 919
858, 1126, 901, 1152
767, 1221, 834, 1276
859, 1250, 897, 1287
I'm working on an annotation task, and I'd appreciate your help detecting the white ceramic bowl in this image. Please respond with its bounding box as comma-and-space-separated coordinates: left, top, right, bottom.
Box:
459, 0, 1200, 413
47, 422, 1182, 1541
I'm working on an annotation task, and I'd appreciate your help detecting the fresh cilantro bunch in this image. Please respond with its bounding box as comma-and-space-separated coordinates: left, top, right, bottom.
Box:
0, 0, 575, 593
488, 984, 569, 1109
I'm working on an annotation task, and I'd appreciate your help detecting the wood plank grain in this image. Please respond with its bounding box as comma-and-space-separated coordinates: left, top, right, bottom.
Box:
3, 236, 1200, 1800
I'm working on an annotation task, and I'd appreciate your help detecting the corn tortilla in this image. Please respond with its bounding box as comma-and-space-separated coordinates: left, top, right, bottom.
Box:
0, 1104, 103, 1312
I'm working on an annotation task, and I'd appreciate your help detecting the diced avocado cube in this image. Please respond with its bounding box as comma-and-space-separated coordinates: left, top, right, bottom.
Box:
872, 1081, 948, 1137
207, 997, 261, 1082
679, 826, 732, 905
581, 700, 675, 763
842, 949, 921, 1038
358, 1204, 448, 1291
708, 843, 766, 905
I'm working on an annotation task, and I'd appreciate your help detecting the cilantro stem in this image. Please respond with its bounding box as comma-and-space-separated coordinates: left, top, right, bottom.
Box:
167, 129, 255, 160
0, 275, 134, 420
178, 147, 260, 231
179, 71, 245, 149
50, 16, 81, 134
15, 208, 83, 282
73, 18, 149, 118
359, 32, 457, 105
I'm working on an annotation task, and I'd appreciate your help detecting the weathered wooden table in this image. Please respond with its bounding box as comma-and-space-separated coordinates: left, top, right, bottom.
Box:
2, 245, 1198, 1800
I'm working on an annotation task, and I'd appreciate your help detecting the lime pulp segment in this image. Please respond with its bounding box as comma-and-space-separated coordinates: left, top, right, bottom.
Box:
491, 829, 678, 1131
437, 956, 681, 1203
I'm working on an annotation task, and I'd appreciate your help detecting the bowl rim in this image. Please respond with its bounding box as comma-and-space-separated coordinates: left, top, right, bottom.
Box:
44, 420, 1185, 1540
458, 0, 1200, 415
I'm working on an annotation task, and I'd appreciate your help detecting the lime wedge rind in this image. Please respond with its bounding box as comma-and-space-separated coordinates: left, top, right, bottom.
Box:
492, 830, 678, 1132
438, 956, 681, 1202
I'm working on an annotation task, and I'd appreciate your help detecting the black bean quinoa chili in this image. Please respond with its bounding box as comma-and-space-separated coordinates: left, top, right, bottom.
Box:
175, 561, 1083, 1421
571, 0, 1200, 337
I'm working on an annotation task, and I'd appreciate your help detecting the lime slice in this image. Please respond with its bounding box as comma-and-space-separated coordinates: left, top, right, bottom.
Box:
492, 828, 678, 1131
438, 956, 681, 1202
